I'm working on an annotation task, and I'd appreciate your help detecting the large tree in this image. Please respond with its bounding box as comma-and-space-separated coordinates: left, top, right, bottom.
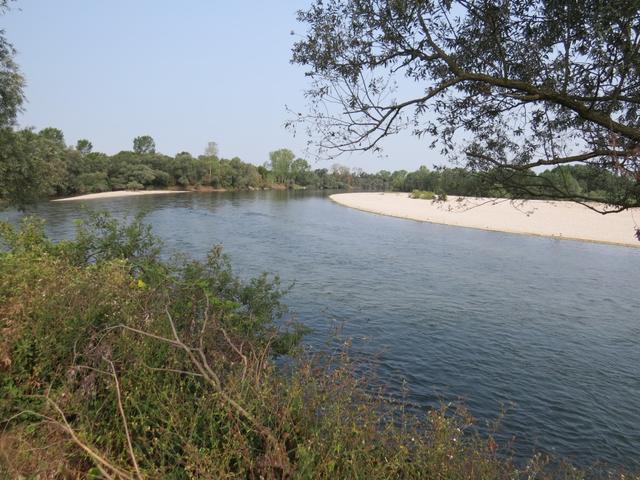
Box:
0, 128, 68, 204
291, 0, 640, 212
269, 148, 295, 183
0, 1, 24, 129
0, 2, 42, 206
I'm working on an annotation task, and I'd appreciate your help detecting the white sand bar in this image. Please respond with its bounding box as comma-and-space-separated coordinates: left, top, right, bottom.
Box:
52, 190, 189, 202
331, 192, 640, 248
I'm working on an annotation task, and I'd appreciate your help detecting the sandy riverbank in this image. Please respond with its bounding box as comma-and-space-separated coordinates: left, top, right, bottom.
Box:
330, 192, 640, 248
52, 190, 190, 202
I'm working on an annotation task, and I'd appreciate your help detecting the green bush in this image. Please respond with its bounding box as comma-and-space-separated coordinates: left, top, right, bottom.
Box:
410, 189, 436, 200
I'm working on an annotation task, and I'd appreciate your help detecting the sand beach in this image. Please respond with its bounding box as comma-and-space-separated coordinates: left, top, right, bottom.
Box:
52, 190, 189, 202
330, 192, 640, 248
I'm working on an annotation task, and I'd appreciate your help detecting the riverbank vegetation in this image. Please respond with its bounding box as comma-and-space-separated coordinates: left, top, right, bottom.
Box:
1, 125, 633, 207
0, 214, 621, 478
410, 190, 448, 201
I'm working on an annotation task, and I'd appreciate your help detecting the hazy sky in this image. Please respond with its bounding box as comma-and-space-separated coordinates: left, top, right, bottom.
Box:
4, 1, 442, 172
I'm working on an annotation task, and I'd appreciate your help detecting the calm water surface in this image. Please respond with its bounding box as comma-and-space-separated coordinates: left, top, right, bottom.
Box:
3, 190, 639, 471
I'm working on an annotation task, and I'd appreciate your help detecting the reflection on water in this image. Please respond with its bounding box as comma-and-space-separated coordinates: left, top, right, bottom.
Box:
3, 190, 640, 471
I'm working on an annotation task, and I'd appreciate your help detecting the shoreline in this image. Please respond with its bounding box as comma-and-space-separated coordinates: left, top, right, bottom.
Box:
49, 186, 281, 202
330, 192, 640, 248
51, 190, 190, 202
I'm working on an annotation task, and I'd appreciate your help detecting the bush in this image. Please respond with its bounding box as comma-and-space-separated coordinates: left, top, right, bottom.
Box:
410, 189, 436, 200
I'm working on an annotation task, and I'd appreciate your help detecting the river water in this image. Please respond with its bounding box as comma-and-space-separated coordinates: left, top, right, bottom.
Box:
2, 190, 639, 471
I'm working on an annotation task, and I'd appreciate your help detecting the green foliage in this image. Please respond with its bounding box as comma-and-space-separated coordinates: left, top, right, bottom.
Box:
0, 215, 298, 477
67, 211, 161, 267
0, 123, 633, 209
132, 135, 156, 155
76, 138, 93, 154
39, 127, 65, 147
0, 111, 630, 212
409, 190, 447, 201
0, 216, 53, 254
405, 166, 438, 192
0, 3, 24, 129
269, 148, 295, 184
291, 157, 312, 185
0, 128, 67, 205
410, 190, 436, 200
75, 171, 110, 193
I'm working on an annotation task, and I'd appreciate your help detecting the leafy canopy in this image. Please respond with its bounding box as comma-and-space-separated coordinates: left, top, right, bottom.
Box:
291, 0, 640, 210
269, 148, 296, 183
76, 138, 93, 154
132, 135, 156, 155
0, 1, 24, 129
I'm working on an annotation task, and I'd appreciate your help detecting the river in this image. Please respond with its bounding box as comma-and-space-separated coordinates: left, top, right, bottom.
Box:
2, 190, 639, 471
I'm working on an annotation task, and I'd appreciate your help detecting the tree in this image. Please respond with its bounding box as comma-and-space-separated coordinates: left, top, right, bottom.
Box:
0, 2, 25, 129
76, 139, 93, 154
39, 127, 65, 147
331, 163, 353, 186
205, 141, 219, 157
203, 141, 220, 182
404, 165, 438, 192
389, 169, 407, 191
292, 0, 640, 212
269, 148, 295, 184
133, 135, 156, 154
291, 157, 313, 185
0, 129, 66, 204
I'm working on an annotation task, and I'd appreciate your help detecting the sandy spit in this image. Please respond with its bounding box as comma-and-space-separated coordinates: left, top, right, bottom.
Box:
52, 190, 190, 202
330, 192, 640, 248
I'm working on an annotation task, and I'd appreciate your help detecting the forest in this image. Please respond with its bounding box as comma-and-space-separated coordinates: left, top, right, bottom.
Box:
0, 126, 632, 206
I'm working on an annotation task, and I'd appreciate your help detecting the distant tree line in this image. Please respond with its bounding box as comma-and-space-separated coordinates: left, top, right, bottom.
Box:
0, 129, 269, 203
271, 154, 631, 205
0, 126, 632, 205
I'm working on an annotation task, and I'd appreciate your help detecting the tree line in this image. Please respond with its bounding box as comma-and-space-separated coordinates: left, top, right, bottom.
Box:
0, 126, 632, 205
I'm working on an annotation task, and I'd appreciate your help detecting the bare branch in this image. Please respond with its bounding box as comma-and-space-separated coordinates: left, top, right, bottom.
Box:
105, 358, 142, 480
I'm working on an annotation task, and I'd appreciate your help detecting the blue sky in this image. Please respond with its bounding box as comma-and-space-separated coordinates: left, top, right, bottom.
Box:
4, 0, 440, 171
